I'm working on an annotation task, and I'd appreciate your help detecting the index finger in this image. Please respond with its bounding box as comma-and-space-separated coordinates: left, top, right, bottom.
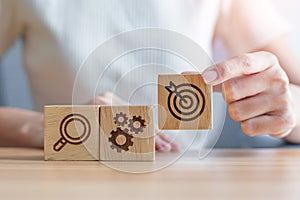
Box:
202, 51, 278, 85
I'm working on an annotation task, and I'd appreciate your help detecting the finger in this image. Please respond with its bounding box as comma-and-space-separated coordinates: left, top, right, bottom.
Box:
222, 73, 268, 103
229, 93, 291, 122
155, 135, 172, 152
156, 131, 180, 152
270, 129, 292, 139
222, 67, 288, 103
241, 112, 296, 136
182, 71, 222, 92
94, 96, 111, 105
95, 92, 128, 105
203, 51, 278, 85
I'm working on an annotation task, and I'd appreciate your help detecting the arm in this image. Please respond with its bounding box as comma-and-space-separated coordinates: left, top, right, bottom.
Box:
0, 1, 179, 150
0, 0, 45, 147
1, 92, 180, 151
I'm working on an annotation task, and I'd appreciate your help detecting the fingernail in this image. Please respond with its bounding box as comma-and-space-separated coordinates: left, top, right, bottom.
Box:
203, 70, 218, 83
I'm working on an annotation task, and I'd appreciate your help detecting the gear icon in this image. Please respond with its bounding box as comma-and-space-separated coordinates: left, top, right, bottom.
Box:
128, 116, 146, 134
109, 127, 133, 152
113, 112, 128, 127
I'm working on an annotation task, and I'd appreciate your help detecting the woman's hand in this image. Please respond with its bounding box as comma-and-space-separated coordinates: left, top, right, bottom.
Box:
94, 92, 129, 105
202, 51, 296, 138
94, 92, 180, 152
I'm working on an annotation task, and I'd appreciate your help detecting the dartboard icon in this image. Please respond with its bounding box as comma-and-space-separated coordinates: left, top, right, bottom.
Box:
165, 81, 206, 121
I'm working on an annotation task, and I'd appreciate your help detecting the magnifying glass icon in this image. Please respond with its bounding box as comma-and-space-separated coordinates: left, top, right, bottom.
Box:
53, 114, 91, 152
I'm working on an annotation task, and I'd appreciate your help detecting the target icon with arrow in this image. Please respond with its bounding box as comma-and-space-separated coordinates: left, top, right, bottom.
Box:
165, 81, 206, 121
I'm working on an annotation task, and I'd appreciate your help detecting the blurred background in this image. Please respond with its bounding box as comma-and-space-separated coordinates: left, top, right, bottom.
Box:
0, 1, 299, 148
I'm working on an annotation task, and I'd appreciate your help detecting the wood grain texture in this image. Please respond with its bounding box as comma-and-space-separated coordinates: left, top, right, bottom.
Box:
99, 106, 155, 161
1, 148, 300, 200
158, 74, 212, 130
44, 106, 99, 160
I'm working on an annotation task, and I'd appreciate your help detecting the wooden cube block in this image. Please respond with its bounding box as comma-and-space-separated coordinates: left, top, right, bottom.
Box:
158, 74, 212, 130
99, 106, 155, 161
44, 106, 99, 160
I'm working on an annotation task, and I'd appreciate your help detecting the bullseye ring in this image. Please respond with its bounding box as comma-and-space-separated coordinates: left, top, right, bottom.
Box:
166, 83, 205, 121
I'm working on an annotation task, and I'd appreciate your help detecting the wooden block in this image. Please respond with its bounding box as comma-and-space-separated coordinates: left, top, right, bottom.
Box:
158, 74, 212, 130
44, 106, 99, 160
99, 106, 155, 161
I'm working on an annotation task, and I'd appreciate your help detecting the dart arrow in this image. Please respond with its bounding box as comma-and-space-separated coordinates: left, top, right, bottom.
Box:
165, 81, 188, 103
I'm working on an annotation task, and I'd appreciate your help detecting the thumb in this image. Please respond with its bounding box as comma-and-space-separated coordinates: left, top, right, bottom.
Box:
202, 52, 277, 85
